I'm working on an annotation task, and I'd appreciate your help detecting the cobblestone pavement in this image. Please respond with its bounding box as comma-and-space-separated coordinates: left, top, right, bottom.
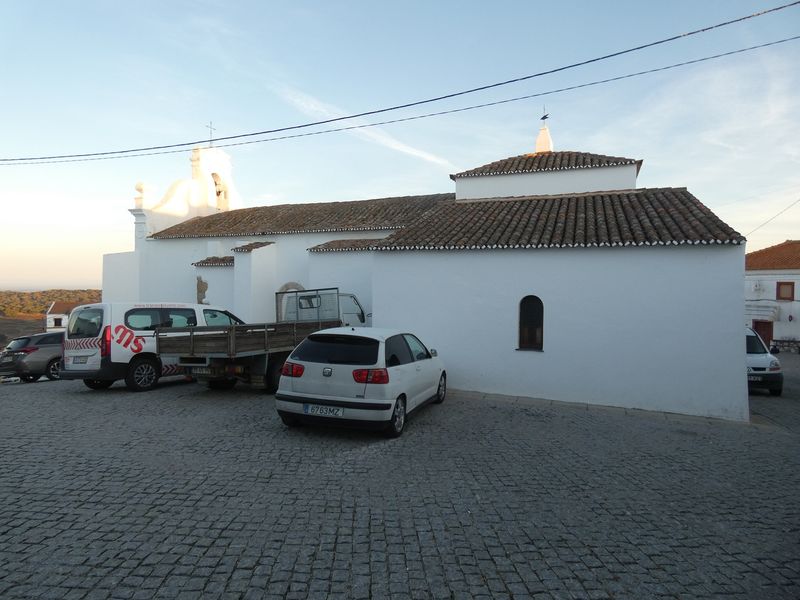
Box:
1, 366, 799, 599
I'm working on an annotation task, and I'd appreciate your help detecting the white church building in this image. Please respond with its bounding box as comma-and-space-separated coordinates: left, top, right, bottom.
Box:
103, 124, 748, 421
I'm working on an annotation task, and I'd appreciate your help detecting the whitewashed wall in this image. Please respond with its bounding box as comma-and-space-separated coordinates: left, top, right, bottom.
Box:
308, 251, 375, 315
455, 164, 638, 199
745, 269, 800, 340
196, 266, 234, 310
102, 251, 139, 302
372, 245, 748, 421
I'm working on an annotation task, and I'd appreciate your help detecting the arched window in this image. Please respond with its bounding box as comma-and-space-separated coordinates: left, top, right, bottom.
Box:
519, 295, 543, 351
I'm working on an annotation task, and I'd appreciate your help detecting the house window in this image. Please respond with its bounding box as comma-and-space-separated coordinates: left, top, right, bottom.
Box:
53, 318, 63, 327
519, 295, 544, 351
777, 282, 795, 301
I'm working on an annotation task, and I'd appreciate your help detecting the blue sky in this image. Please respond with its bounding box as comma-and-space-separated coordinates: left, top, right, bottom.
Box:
2, 0, 799, 290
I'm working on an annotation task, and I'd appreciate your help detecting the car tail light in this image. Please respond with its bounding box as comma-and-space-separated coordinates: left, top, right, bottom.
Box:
281, 361, 305, 377
352, 368, 389, 384
100, 326, 111, 358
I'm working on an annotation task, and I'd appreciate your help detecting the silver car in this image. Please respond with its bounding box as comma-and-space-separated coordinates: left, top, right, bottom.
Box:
0, 332, 64, 383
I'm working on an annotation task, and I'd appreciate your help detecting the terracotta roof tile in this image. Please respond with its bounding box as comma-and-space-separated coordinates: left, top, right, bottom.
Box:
232, 241, 274, 253
309, 239, 386, 253
745, 240, 800, 270
47, 301, 81, 314
192, 256, 234, 267
152, 193, 454, 239
323, 188, 743, 251
450, 151, 642, 180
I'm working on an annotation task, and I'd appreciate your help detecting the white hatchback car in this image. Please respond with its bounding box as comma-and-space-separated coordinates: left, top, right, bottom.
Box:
275, 327, 446, 437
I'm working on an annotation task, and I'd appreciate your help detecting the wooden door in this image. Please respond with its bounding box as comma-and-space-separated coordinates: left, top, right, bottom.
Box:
752, 320, 773, 346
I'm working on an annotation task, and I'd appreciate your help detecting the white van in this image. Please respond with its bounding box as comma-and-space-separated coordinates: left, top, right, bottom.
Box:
746, 326, 783, 396
61, 303, 243, 391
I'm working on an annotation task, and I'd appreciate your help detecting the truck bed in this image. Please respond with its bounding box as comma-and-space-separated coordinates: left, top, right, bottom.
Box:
156, 320, 340, 358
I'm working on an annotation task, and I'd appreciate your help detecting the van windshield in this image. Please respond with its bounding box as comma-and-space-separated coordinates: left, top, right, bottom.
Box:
68, 307, 104, 339
746, 334, 767, 354
291, 334, 379, 365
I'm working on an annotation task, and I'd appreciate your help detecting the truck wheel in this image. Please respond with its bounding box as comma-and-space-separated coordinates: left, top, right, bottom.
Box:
265, 358, 283, 393
208, 378, 237, 390
125, 357, 160, 392
84, 379, 114, 390
769, 386, 783, 397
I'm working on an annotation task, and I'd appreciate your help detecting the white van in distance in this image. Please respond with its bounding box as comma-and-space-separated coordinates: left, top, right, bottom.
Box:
61, 302, 243, 391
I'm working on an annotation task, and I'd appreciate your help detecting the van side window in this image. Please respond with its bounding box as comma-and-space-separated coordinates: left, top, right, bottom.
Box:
164, 308, 197, 328
125, 308, 162, 331
204, 309, 236, 326
385, 335, 413, 367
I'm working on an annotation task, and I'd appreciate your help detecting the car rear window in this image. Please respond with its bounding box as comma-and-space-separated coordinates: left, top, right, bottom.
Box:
68, 307, 104, 339
6, 337, 31, 351
746, 334, 767, 354
291, 334, 379, 365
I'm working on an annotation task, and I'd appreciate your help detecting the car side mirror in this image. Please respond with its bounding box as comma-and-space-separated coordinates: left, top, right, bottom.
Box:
430, 349, 438, 357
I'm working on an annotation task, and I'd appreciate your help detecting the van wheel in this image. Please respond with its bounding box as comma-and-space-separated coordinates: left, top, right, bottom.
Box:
84, 379, 113, 390
208, 378, 237, 390
45, 359, 61, 381
125, 357, 160, 392
385, 396, 406, 438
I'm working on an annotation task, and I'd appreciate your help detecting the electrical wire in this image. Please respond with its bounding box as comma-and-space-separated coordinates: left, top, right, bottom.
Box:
746, 197, 800, 236
6, 35, 798, 166
2, 0, 799, 163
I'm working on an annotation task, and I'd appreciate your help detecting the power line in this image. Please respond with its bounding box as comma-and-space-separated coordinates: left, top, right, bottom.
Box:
746, 197, 800, 236
7, 35, 798, 166
2, 1, 799, 163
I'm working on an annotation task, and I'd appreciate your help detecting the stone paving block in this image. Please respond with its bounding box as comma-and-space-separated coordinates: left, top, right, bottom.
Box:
1, 382, 800, 599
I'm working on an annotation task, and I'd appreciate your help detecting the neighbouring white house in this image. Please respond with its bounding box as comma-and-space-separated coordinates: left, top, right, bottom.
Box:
45, 301, 81, 332
745, 240, 800, 351
103, 122, 748, 420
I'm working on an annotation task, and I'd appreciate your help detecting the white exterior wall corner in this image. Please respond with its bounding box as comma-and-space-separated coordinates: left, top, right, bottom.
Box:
372, 244, 748, 421
241, 245, 278, 322
455, 164, 639, 199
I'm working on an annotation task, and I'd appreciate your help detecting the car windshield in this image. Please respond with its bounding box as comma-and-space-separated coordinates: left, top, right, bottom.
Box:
291, 334, 379, 365
5, 337, 31, 351
746, 334, 767, 354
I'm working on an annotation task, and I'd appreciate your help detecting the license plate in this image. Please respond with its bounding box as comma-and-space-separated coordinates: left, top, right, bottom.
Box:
303, 404, 344, 417
747, 375, 761, 382
191, 367, 213, 375
73, 356, 88, 364
0, 357, 12, 364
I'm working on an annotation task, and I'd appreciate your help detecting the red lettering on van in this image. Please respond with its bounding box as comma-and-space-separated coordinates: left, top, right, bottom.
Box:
113, 325, 145, 353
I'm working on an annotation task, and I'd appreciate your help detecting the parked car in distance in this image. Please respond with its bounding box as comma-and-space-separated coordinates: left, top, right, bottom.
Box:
0, 331, 64, 383
275, 327, 446, 437
746, 326, 783, 396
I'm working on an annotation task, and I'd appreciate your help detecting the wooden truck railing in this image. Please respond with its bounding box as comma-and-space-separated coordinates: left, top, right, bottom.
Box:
156, 320, 341, 358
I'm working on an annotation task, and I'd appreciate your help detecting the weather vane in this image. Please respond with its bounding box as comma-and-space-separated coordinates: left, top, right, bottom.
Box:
206, 121, 216, 147
541, 106, 549, 121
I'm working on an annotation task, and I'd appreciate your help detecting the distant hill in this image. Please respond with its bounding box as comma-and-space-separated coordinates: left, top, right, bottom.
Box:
0, 289, 101, 318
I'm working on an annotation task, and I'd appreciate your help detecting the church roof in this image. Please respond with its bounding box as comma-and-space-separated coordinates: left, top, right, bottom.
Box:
450, 151, 642, 180
151, 193, 453, 239
309, 188, 744, 252
746, 240, 800, 270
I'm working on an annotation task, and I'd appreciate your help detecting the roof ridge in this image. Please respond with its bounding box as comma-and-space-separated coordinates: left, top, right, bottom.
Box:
454, 187, 687, 203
